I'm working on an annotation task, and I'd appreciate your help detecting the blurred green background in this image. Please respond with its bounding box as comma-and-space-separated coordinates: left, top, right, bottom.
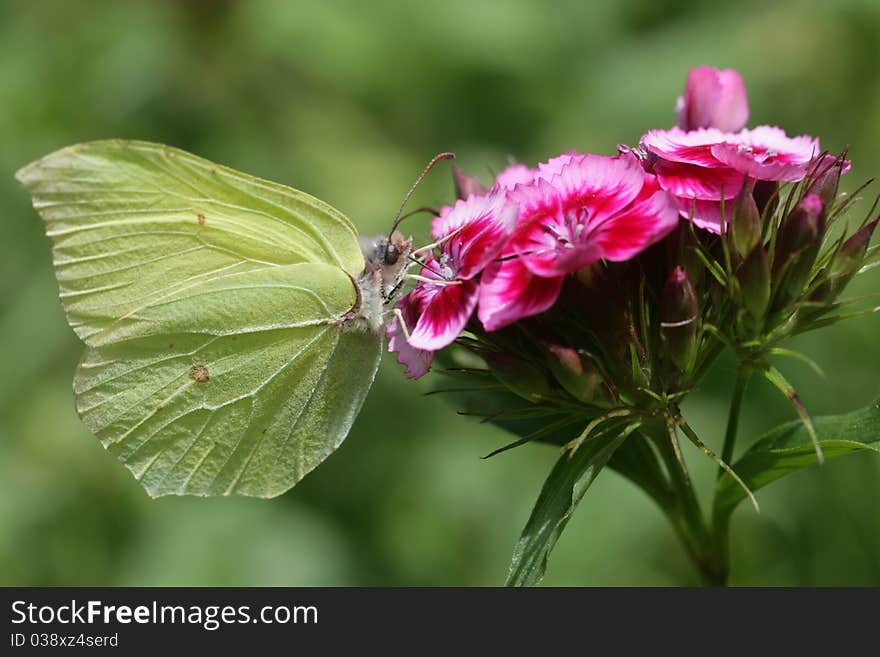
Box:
2, 0, 878, 586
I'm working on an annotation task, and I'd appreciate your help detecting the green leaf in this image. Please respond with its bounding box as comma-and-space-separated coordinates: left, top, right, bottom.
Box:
433, 350, 672, 508
608, 431, 673, 509
506, 423, 639, 587
714, 399, 880, 520
17, 140, 381, 498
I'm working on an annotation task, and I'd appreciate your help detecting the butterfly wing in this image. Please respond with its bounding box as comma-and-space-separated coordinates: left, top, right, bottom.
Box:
17, 140, 380, 498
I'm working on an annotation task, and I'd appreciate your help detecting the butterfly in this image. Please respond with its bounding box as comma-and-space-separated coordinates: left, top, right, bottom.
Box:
16, 140, 446, 498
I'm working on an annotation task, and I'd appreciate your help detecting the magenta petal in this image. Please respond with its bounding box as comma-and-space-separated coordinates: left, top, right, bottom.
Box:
712, 150, 810, 182
510, 212, 603, 277
595, 190, 680, 261
713, 69, 749, 132
811, 152, 852, 176
678, 66, 749, 132
536, 151, 584, 181
711, 126, 820, 182
492, 163, 536, 191
641, 127, 732, 167
675, 198, 727, 233
478, 259, 564, 331
655, 159, 745, 200
387, 294, 433, 379
681, 65, 723, 130
520, 240, 603, 277
444, 195, 517, 280
737, 126, 819, 159
408, 279, 479, 351
509, 175, 562, 219
551, 152, 645, 218
431, 204, 454, 239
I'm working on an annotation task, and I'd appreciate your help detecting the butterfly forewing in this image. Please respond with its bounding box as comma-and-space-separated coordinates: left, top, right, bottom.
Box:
16, 140, 365, 343
17, 140, 380, 498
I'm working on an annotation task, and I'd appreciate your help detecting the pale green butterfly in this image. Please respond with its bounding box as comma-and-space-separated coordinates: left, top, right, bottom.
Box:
16, 140, 450, 499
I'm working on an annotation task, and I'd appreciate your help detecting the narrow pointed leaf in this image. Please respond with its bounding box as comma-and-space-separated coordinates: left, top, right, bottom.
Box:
714, 399, 880, 521
434, 349, 671, 510
760, 363, 824, 463
506, 423, 639, 587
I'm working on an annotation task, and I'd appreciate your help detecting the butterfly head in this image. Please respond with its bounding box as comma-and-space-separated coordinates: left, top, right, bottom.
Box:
353, 152, 455, 332
360, 230, 412, 305
358, 230, 413, 301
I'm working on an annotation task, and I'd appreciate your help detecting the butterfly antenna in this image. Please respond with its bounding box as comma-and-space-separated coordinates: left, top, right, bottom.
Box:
389, 152, 455, 235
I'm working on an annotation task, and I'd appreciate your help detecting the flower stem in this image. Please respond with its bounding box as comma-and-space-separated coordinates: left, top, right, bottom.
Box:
645, 419, 727, 585
718, 365, 751, 476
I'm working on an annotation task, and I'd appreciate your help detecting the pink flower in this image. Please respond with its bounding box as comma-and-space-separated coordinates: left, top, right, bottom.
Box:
389, 192, 516, 378
641, 126, 824, 232
676, 66, 749, 133
478, 152, 679, 331
712, 126, 820, 182
387, 291, 433, 379
404, 253, 481, 351
491, 163, 537, 192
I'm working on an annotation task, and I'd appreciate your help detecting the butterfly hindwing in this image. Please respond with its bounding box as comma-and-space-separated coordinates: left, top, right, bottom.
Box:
17, 140, 380, 498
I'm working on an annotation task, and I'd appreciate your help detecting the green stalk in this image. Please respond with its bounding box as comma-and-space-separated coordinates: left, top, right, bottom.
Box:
718, 365, 751, 476
704, 365, 753, 583
644, 419, 726, 586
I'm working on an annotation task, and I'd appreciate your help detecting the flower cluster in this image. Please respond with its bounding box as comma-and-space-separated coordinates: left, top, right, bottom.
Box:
639, 66, 849, 233
389, 152, 680, 377
388, 65, 874, 410
383, 65, 879, 587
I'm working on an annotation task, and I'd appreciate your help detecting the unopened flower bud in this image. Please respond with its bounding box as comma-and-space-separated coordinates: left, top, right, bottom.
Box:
676, 66, 749, 132
452, 166, 487, 200
805, 218, 875, 308
834, 219, 877, 275
666, 223, 704, 288
545, 344, 611, 405
808, 271, 832, 306
774, 194, 824, 270
809, 157, 845, 207
660, 266, 699, 372
730, 179, 761, 258
736, 244, 771, 322
828, 219, 878, 293
772, 194, 826, 308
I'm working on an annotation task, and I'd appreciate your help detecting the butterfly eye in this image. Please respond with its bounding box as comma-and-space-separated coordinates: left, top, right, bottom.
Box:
383, 243, 400, 265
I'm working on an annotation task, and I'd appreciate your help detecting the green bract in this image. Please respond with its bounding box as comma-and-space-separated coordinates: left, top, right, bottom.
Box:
17, 140, 383, 499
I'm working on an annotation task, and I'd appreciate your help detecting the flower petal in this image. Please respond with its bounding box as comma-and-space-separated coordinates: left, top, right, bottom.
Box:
712, 69, 749, 132
508, 175, 562, 220
674, 198, 727, 233
711, 126, 820, 182
430, 205, 453, 239
491, 163, 536, 191
408, 279, 479, 350
594, 189, 680, 261
513, 217, 604, 276
550, 152, 646, 218
679, 65, 723, 130
536, 151, 583, 180
478, 258, 564, 331
442, 194, 517, 279
387, 294, 433, 379
654, 159, 745, 200
641, 127, 732, 166
677, 66, 749, 133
